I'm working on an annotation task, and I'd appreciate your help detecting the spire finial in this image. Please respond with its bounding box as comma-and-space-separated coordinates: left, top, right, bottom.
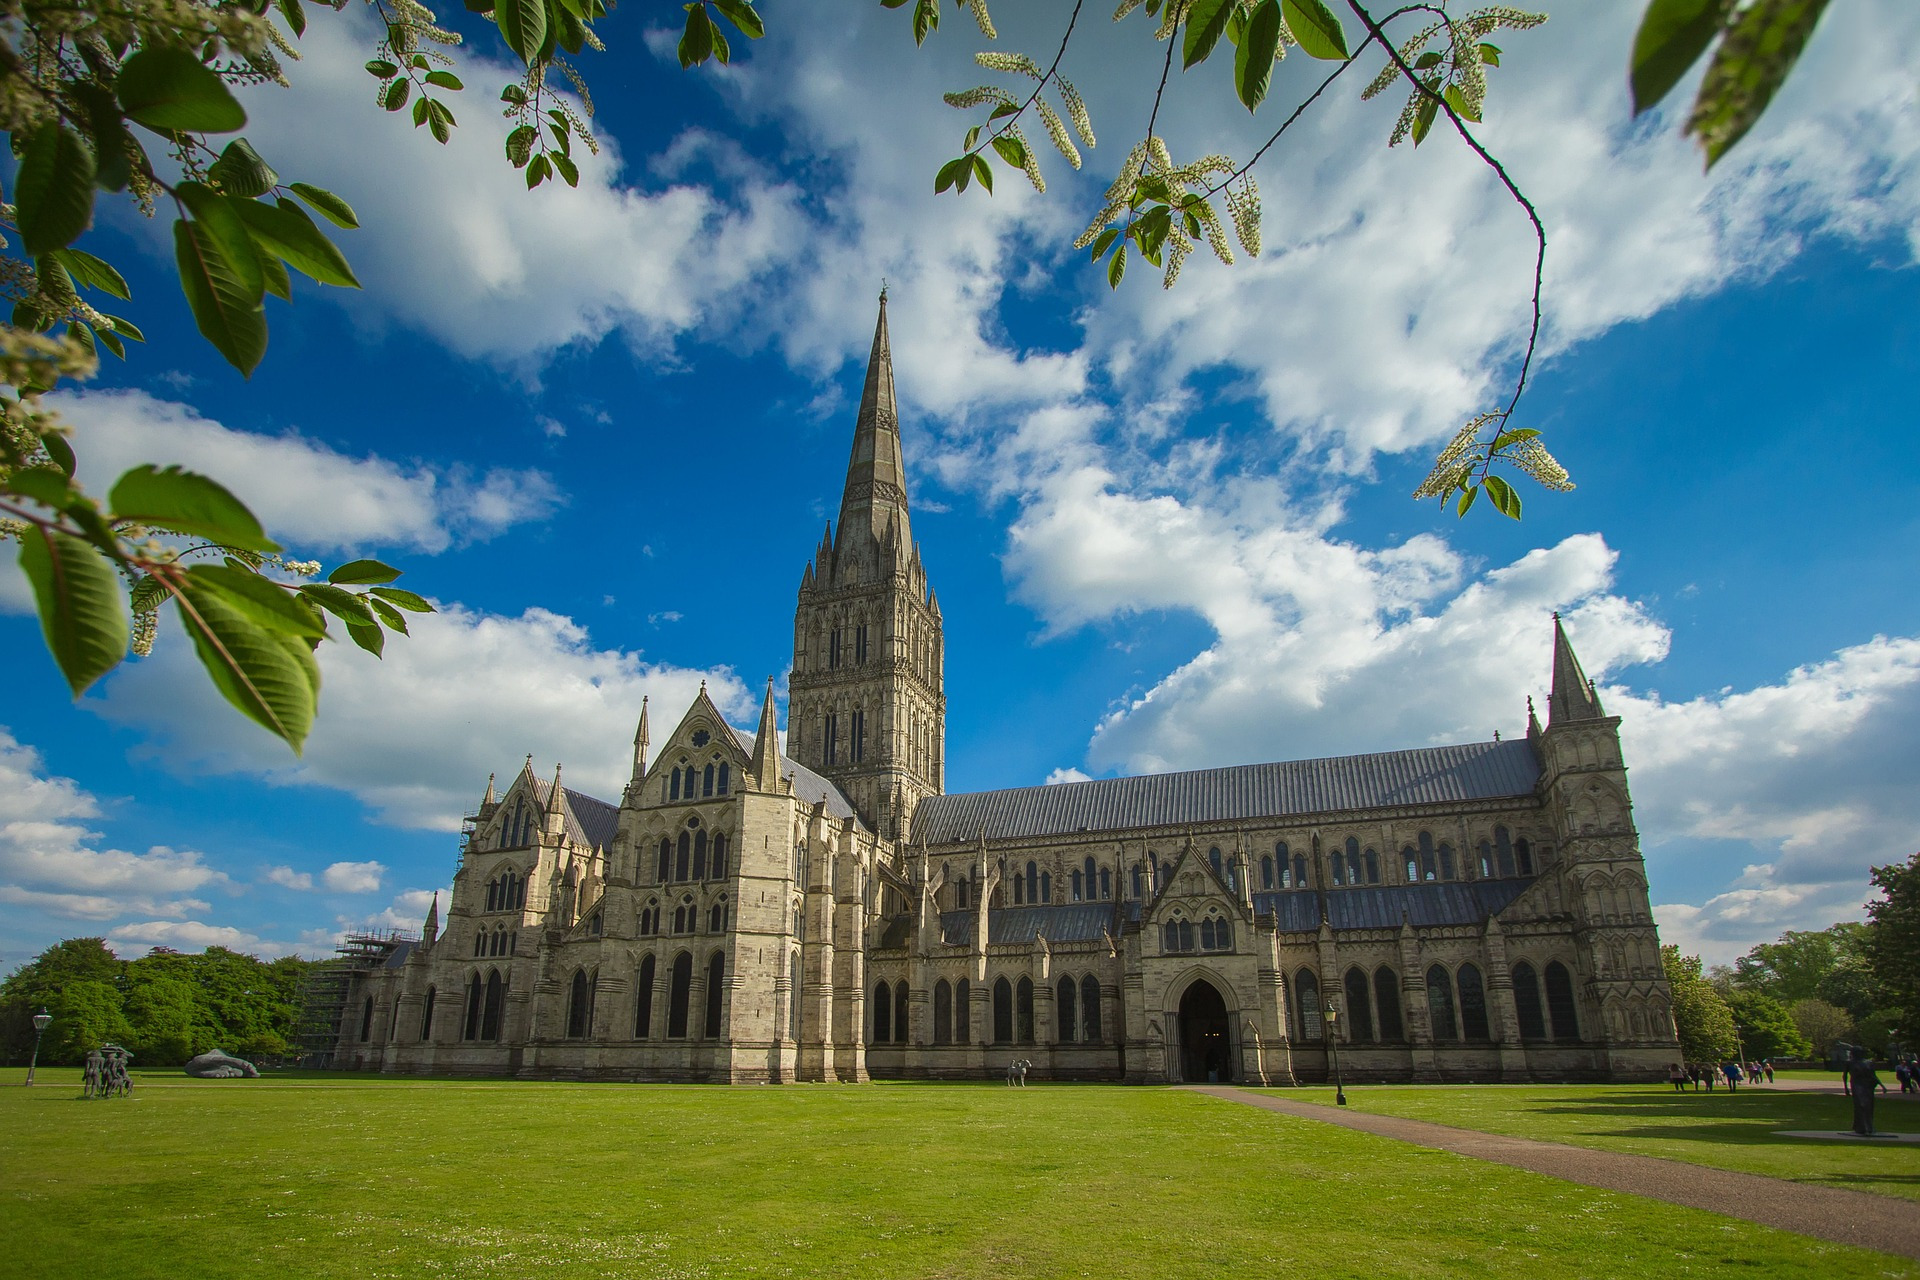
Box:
750, 678, 782, 792
879, 278, 888, 302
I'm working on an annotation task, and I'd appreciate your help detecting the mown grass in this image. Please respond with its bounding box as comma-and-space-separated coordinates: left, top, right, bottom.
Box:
1275, 1081, 1920, 1200
1, 1068, 1913, 1280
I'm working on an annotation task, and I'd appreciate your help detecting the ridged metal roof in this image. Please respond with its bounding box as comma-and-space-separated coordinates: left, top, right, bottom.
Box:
529, 778, 621, 850
1253, 879, 1533, 932
913, 739, 1541, 845
940, 902, 1120, 947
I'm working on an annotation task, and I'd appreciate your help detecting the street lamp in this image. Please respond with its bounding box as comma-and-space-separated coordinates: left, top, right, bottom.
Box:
1323, 999, 1347, 1106
25, 1009, 51, 1086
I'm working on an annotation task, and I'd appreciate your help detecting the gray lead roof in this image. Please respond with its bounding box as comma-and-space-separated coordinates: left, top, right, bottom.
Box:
911, 738, 1542, 845
727, 728, 858, 821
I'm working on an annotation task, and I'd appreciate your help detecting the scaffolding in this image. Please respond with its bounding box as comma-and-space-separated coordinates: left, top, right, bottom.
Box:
295, 929, 420, 1068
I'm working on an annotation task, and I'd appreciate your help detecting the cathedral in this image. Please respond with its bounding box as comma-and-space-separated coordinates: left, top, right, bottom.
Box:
326, 296, 1679, 1084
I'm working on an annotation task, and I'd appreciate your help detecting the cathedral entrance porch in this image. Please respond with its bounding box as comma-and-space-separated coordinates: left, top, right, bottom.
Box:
1177, 979, 1233, 1084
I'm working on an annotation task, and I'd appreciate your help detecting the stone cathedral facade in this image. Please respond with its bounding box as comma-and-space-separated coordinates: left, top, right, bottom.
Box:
330, 297, 1679, 1084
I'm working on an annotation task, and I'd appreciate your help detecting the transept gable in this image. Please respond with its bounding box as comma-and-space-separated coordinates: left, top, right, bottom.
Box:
1139, 841, 1246, 926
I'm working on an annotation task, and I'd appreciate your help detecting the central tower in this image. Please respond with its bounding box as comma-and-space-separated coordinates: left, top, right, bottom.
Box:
789, 293, 945, 837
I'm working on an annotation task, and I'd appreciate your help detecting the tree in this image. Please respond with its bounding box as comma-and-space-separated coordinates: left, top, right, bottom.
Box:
0, 936, 123, 1061
1722, 988, 1808, 1060
1663, 944, 1737, 1062
1729, 923, 1869, 1005
123, 973, 206, 1065
1863, 851, 1919, 1047
0, 0, 1854, 751
43, 980, 135, 1064
1789, 997, 1853, 1061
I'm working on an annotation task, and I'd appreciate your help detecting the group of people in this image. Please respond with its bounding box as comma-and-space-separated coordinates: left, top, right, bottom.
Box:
1666, 1059, 1775, 1092
1894, 1058, 1919, 1093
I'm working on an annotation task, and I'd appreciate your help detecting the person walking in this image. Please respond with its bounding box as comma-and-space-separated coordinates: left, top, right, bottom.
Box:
1703, 1063, 1715, 1092
1668, 1062, 1688, 1093
1722, 1060, 1740, 1092
1763, 1059, 1775, 1084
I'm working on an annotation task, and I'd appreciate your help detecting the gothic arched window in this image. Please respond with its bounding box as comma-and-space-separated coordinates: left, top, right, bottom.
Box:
708, 897, 727, 932
1292, 855, 1308, 888
693, 830, 708, 880
1374, 967, 1404, 1040
894, 982, 908, 1044
874, 981, 892, 1043
635, 954, 656, 1039
1099, 866, 1112, 899
1040, 870, 1051, 903
1084, 856, 1098, 894
1344, 968, 1374, 1043
676, 832, 691, 882
1057, 975, 1077, 1042
667, 952, 693, 1038
1426, 964, 1458, 1040
934, 979, 953, 1045
712, 834, 728, 880
657, 838, 671, 883
705, 951, 725, 1037
670, 768, 681, 802
1016, 976, 1035, 1044
1013, 873, 1025, 906
1545, 960, 1579, 1042
956, 977, 971, 1043
481, 970, 504, 1041
1071, 870, 1084, 901
1209, 847, 1224, 880
1495, 826, 1516, 877
703, 763, 715, 797
420, 987, 436, 1041
993, 977, 1013, 1043
463, 973, 483, 1041
1516, 838, 1535, 876
1458, 963, 1490, 1039
568, 969, 592, 1038
1261, 855, 1275, 889
1296, 969, 1322, 1041
1511, 961, 1547, 1039
717, 763, 730, 795
1439, 842, 1457, 881
1081, 974, 1101, 1042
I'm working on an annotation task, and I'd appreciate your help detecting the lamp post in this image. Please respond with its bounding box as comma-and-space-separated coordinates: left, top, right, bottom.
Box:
25, 1009, 51, 1086
1323, 1000, 1347, 1106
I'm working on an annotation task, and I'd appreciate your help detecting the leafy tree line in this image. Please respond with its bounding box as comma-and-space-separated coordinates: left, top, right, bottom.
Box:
0, 937, 314, 1067
1663, 852, 1920, 1063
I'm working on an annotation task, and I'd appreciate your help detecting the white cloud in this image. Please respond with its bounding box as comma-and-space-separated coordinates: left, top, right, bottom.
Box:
106, 919, 285, 957
223, 11, 808, 365
1045, 767, 1093, 785
97, 602, 753, 830
52, 388, 561, 555
323, 860, 386, 894
0, 727, 231, 920
265, 865, 315, 891
364, 888, 443, 932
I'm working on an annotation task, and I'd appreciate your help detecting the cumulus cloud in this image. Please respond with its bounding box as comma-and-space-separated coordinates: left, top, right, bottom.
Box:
1045, 767, 1094, 785
106, 919, 285, 957
0, 727, 231, 920
52, 388, 561, 554
322, 860, 386, 894
219, 11, 807, 365
363, 888, 443, 932
265, 865, 315, 891
97, 602, 754, 830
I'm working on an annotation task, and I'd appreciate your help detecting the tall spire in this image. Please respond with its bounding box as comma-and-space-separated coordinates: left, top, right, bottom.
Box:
631, 697, 650, 782
1548, 613, 1604, 724
422, 892, 440, 946
837, 289, 911, 547
750, 677, 782, 792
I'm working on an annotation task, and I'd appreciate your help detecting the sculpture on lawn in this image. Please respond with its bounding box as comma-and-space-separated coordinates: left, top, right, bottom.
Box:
83, 1045, 133, 1099
183, 1049, 260, 1079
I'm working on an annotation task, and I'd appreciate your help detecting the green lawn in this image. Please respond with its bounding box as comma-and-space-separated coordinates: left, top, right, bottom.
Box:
0, 1069, 1913, 1280
1277, 1082, 1920, 1200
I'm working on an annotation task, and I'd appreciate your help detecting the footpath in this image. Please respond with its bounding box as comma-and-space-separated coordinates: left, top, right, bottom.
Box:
1185, 1085, 1920, 1261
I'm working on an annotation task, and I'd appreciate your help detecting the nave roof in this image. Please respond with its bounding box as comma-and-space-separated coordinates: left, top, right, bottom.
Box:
911, 738, 1542, 845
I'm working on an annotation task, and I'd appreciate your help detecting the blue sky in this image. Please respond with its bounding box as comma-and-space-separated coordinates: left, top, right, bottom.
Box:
4, 2, 1918, 969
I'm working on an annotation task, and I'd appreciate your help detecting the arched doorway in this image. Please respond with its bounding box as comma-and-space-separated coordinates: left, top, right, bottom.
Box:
1178, 980, 1233, 1083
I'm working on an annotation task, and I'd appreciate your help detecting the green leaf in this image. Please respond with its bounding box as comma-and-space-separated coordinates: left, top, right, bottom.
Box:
1414, 51, 1443, 70
50, 248, 129, 300
551, 152, 579, 186
991, 135, 1026, 168
1631, 0, 1734, 115
97, 327, 126, 359
370, 586, 434, 613
676, 3, 712, 67
7, 465, 77, 508
65, 320, 96, 357
329, 558, 403, 585
506, 125, 539, 168
117, 47, 248, 133
1688, 0, 1830, 168
1456, 484, 1479, 517
109, 463, 280, 551
1281, 0, 1349, 60
1411, 91, 1440, 144
971, 153, 993, 194
1107, 243, 1126, 289
425, 70, 465, 90
367, 59, 400, 79
278, 0, 307, 37
1089, 227, 1119, 261
1235, 0, 1282, 113
344, 616, 386, 656
1484, 474, 1522, 520
288, 183, 359, 229
709, 15, 732, 62
299, 582, 377, 626
260, 251, 292, 302
501, 83, 529, 105
173, 219, 268, 376
1183, 0, 1235, 68
1491, 427, 1540, 450
176, 183, 264, 304
383, 77, 411, 112
186, 564, 327, 639
16, 124, 97, 257
429, 99, 456, 144
19, 526, 128, 695
934, 156, 970, 194
526, 153, 552, 189
209, 137, 279, 199
1444, 83, 1480, 123
100, 314, 146, 343
69, 83, 133, 193
40, 430, 77, 477
912, 0, 939, 45
711, 0, 764, 39
368, 596, 410, 633
1479, 42, 1501, 67
172, 574, 319, 751
412, 95, 431, 128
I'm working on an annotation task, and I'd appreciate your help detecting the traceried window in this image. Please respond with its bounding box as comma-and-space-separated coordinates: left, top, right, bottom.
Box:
993, 977, 1013, 1043
635, 954, 655, 1038
828, 628, 842, 669
463, 973, 483, 1040
676, 832, 691, 882
480, 970, 504, 1041
855, 624, 869, 664
874, 980, 893, 1042
824, 714, 838, 766
704, 951, 725, 1038
1374, 967, 1404, 1040
1071, 869, 1084, 901
657, 838, 671, 883
693, 830, 708, 880
893, 983, 908, 1044
1163, 918, 1196, 953
712, 834, 729, 880
1511, 961, 1547, 1039
1296, 969, 1322, 1041
955, 978, 971, 1043
708, 897, 727, 932
1343, 968, 1374, 1042
1199, 914, 1233, 952
1081, 974, 1101, 1041
851, 710, 866, 764
1099, 866, 1112, 899
1457, 963, 1490, 1039
567, 968, 595, 1038
1057, 976, 1077, 1042
717, 763, 730, 795
934, 979, 953, 1044
703, 763, 715, 797
1545, 961, 1579, 1042
1016, 977, 1035, 1044
1426, 964, 1459, 1040
667, 952, 693, 1038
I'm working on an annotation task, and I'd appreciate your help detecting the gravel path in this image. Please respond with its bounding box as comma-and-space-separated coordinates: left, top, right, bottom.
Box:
1186, 1085, 1920, 1261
